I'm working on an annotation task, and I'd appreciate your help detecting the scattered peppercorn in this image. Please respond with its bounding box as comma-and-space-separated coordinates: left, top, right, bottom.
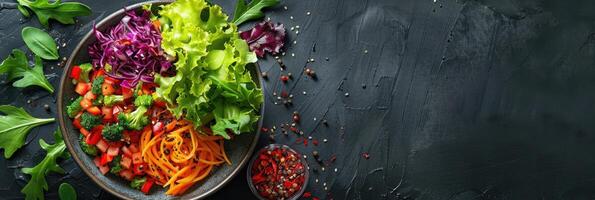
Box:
362, 152, 370, 159
261, 72, 268, 79
292, 113, 300, 123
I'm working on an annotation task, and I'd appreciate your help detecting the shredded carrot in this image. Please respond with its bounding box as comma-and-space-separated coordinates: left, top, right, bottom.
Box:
140, 120, 229, 195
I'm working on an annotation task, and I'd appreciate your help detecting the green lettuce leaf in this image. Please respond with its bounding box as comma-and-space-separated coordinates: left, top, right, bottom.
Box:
156, 0, 262, 138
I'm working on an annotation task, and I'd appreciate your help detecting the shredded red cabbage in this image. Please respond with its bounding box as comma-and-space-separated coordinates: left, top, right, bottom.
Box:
88, 10, 172, 88
240, 21, 286, 58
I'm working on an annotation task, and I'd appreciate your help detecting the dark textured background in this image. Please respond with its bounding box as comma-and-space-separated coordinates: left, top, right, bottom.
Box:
3, 0, 595, 199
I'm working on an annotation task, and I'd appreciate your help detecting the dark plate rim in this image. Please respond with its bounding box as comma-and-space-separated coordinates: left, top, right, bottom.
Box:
57, 1, 264, 199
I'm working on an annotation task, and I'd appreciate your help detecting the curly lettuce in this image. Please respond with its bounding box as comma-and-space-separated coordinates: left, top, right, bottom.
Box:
156, 0, 262, 139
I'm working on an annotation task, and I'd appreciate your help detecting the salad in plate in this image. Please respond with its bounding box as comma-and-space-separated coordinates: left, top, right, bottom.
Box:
65, 0, 264, 195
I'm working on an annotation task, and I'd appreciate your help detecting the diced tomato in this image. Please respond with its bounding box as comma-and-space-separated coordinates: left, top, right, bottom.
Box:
133, 163, 146, 175
79, 128, 90, 136
84, 91, 97, 100
102, 106, 113, 120
128, 143, 139, 153
99, 153, 113, 166
121, 156, 132, 169
104, 76, 119, 85
102, 82, 116, 96
93, 156, 102, 167
141, 179, 154, 194
99, 165, 110, 175
132, 152, 143, 164
126, 130, 141, 143
80, 98, 93, 109
121, 146, 133, 157
119, 169, 135, 181
122, 87, 134, 100
70, 65, 82, 80
92, 69, 105, 80
86, 132, 102, 145
75, 82, 91, 95
87, 106, 101, 115
73, 117, 82, 129
107, 146, 120, 156
96, 139, 109, 152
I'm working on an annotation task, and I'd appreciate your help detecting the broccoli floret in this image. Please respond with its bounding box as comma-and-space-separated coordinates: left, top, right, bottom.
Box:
130, 177, 146, 189
110, 155, 123, 174
92, 76, 104, 94
134, 94, 153, 107
79, 135, 97, 156
80, 112, 102, 130
102, 123, 124, 141
93, 95, 104, 106
78, 63, 93, 83
117, 113, 129, 128
104, 95, 124, 106
119, 106, 149, 130
66, 97, 83, 118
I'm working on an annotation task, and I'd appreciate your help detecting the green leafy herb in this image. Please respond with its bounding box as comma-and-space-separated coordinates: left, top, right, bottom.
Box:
0, 49, 55, 93
16, 0, 91, 28
232, 0, 280, 26
21, 130, 70, 200
58, 183, 76, 200
109, 155, 122, 174
0, 105, 55, 158
130, 177, 146, 189
79, 135, 97, 156
21, 27, 59, 60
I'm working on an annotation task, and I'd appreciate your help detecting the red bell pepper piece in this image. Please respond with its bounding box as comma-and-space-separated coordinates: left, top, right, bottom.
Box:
85, 125, 104, 145
70, 65, 82, 80
99, 153, 113, 166
133, 163, 146, 175
140, 178, 154, 194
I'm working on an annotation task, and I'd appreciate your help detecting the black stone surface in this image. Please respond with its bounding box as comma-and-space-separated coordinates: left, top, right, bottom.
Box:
3, 0, 595, 199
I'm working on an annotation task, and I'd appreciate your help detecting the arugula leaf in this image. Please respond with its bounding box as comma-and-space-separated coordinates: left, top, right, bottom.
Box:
232, 0, 280, 26
16, 0, 91, 28
22, 27, 59, 60
0, 105, 55, 158
58, 183, 76, 200
0, 49, 55, 93
21, 130, 70, 200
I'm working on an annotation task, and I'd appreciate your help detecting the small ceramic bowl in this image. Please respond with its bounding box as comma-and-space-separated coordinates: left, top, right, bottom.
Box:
246, 144, 309, 200
57, 1, 264, 199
